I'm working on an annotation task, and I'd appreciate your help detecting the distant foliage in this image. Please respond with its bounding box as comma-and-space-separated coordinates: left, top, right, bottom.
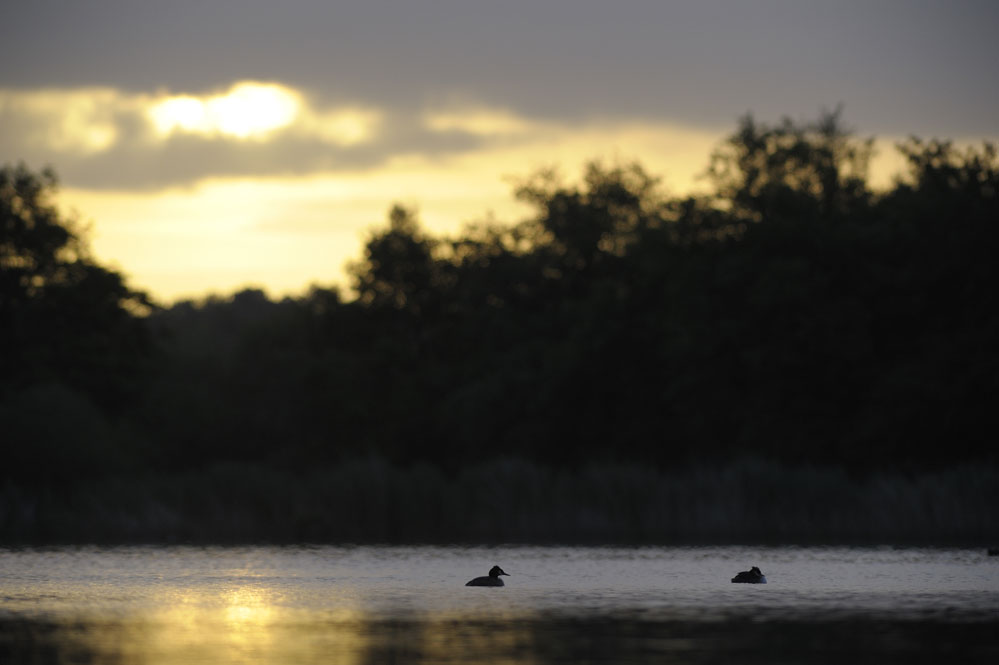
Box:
3, 112, 998, 494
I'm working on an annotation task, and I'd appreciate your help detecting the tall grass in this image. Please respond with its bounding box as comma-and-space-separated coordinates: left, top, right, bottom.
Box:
2, 458, 997, 545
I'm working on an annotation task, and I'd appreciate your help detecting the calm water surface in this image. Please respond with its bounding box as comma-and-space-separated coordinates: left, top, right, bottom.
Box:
1, 545, 997, 663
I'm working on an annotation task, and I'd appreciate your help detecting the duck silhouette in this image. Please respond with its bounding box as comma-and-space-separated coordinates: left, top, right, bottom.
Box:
731, 566, 767, 584
466, 565, 509, 587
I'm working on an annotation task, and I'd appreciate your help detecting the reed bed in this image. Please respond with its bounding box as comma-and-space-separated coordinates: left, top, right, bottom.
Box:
2, 458, 996, 545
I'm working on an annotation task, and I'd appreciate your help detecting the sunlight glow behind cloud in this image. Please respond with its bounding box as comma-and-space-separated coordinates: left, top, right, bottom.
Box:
145, 80, 383, 146
147, 81, 302, 140
1, 80, 382, 160
146, 82, 301, 140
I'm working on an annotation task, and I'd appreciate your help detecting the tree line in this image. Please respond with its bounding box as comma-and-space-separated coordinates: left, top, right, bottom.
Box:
3, 112, 997, 488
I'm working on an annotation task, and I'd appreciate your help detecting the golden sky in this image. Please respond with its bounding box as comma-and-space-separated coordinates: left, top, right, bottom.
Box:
57, 91, 732, 302
2, 2, 996, 303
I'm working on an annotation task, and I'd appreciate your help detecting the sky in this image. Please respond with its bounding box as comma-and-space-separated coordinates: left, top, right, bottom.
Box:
3, 0, 997, 303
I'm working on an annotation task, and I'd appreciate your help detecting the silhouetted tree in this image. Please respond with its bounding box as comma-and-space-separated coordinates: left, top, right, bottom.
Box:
6, 112, 998, 488
1, 163, 154, 482
706, 108, 874, 225
350, 205, 441, 316
1, 164, 153, 405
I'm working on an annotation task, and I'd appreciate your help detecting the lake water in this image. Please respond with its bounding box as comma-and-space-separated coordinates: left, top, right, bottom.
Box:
1, 545, 997, 663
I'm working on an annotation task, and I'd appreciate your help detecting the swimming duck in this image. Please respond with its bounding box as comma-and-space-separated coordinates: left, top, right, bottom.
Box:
731, 566, 767, 584
466, 565, 509, 586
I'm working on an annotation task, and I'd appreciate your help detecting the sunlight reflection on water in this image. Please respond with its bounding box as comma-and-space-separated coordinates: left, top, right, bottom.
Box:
0, 545, 997, 663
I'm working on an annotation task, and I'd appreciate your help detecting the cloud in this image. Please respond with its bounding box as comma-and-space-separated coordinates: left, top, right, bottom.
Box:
298, 107, 383, 147
0, 80, 388, 187
3, 77, 944, 203
1, 80, 385, 151
424, 105, 534, 137
0, 87, 131, 154
144, 81, 383, 147
5, 80, 645, 190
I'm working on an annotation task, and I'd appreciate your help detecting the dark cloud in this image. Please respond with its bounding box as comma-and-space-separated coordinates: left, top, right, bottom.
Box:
0, 91, 513, 189
2, 0, 997, 190
60, 127, 492, 191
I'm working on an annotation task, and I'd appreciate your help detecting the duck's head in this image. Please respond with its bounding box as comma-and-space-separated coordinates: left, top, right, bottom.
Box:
489, 565, 509, 578
751, 567, 762, 575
